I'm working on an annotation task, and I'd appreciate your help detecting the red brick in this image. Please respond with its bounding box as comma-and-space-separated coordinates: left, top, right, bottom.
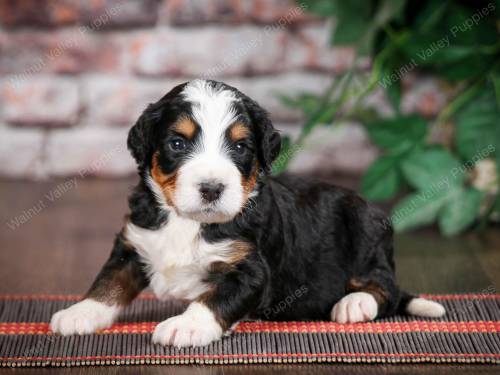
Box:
288, 24, 357, 73
79, 0, 159, 29
0, 0, 79, 28
83, 76, 187, 126
0, 76, 80, 127
129, 27, 288, 77
0, 125, 46, 178
248, 0, 312, 24
0, 30, 124, 75
44, 127, 135, 177
0, 0, 159, 29
160, 0, 312, 25
161, 0, 248, 25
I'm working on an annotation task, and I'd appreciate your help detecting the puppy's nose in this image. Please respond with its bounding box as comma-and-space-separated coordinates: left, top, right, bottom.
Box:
199, 182, 225, 203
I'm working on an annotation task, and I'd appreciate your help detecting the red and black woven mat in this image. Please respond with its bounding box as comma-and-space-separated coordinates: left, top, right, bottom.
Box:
1, 294, 499, 367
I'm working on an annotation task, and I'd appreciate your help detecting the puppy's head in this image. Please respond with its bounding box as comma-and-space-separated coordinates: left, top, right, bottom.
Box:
128, 80, 281, 223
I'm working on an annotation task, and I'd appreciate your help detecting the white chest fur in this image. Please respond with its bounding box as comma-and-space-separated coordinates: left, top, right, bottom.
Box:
125, 212, 235, 301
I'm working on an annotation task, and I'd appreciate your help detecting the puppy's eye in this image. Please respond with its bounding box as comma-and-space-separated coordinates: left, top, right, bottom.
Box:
235, 142, 247, 155
169, 137, 186, 152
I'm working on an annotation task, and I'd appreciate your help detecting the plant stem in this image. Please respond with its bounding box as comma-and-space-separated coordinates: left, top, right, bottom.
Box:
434, 79, 484, 126
433, 59, 500, 130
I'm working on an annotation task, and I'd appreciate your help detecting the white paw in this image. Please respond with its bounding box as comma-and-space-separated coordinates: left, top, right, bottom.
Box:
50, 299, 120, 335
152, 302, 223, 347
331, 292, 378, 323
406, 297, 446, 318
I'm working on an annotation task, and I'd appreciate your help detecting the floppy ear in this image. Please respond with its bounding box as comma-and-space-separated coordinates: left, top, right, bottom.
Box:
128, 82, 189, 169
243, 97, 281, 174
127, 103, 162, 170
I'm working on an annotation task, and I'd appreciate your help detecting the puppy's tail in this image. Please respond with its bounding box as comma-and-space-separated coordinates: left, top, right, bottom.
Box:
398, 291, 446, 318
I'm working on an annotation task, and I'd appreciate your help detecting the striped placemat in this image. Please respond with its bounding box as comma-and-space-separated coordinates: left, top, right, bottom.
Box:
1, 294, 499, 367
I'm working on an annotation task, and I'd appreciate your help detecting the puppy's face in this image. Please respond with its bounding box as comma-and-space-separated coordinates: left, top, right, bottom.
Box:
128, 80, 281, 223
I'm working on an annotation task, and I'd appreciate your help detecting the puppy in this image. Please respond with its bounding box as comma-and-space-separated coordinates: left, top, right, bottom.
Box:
51, 80, 445, 347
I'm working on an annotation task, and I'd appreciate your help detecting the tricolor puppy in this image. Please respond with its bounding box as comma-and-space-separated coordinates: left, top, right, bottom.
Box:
51, 80, 445, 347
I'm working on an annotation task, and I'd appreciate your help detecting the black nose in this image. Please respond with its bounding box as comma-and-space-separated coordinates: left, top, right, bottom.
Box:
199, 182, 225, 203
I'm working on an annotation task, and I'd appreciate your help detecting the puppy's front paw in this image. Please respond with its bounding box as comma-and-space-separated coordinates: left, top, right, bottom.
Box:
50, 299, 120, 335
331, 292, 378, 323
152, 302, 223, 347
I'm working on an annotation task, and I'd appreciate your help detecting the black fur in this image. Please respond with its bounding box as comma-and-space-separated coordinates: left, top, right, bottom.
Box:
128, 180, 168, 229
241, 95, 281, 173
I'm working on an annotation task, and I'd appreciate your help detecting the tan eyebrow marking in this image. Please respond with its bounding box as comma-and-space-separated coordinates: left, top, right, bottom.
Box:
229, 122, 249, 142
173, 117, 197, 139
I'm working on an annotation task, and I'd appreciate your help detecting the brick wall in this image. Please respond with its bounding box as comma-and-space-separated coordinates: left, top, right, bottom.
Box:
0, 0, 447, 179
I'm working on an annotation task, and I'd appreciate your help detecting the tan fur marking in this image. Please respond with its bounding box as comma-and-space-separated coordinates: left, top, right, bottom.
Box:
150, 153, 177, 206
173, 117, 197, 139
85, 229, 143, 306
241, 162, 259, 208
230, 240, 252, 264
229, 122, 249, 142
347, 278, 389, 306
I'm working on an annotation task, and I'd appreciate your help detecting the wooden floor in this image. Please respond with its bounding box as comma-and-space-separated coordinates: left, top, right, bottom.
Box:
1, 177, 499, 374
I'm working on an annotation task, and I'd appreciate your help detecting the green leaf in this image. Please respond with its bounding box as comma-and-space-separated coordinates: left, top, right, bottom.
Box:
400, 148, 465, 191
361, 155, 402, 201
391, 188, 451, 232
299, 0, 338, 16
455, 86, 499, 161
364, 115, 427, 153
437, 55, 495, 81
396, 2, 498, 80
413, 0, 448, 32
432, 46, 477, 65
444, 4, 498, 45
438, 188, 483, 236
400, 34, 445, 64
331, 0, 406, 55
330, 0, 372, 46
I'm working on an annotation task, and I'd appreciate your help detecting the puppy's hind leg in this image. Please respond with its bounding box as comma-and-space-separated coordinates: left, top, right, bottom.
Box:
400, 291, 446, 318
331, 268, 401, 323
330, 283, 446, 323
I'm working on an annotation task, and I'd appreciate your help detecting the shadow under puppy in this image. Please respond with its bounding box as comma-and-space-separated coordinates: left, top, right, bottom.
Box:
51, 80, 445, 347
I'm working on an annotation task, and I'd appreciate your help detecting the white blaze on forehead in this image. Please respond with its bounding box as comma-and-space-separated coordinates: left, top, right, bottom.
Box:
182, 80, 238, 154
172, 80, 245, 223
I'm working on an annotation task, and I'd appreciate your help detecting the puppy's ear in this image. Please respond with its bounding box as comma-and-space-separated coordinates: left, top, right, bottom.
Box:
127, 103, 162, 169
243, 97, 281, 173
128, 82, 189, 169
